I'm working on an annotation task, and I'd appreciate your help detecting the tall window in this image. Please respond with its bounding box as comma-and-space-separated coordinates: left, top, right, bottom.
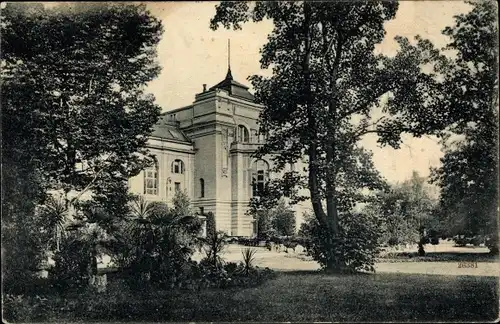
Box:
200, 178, 205, 198
174, 182, 181, 192
258, 132, 265, 143
171, 159, 184, 174
238, 125, 249, 143
252, 159, 269, 197
144, 163, 158, 195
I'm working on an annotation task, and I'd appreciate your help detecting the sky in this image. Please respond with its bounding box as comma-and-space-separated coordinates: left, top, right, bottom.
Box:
32, 1, 474, 185
144, 1, 473, 185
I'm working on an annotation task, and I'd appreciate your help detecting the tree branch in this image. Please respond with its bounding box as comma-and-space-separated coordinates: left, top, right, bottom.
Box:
70, 153, 116, 204
338, 83, 398, 121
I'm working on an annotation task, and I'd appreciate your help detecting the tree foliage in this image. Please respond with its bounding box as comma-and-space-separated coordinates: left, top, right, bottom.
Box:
111, 191, 202, 287
248, 195, 296, 238
270, 199, 296, 237
299, 210, 382, 273
205, 212, 216, 240
211, 1, 436, 270
1, 2, 163, 207
429, 1, 498, 252
369, 171, 439, 246
1, 2, 164, 289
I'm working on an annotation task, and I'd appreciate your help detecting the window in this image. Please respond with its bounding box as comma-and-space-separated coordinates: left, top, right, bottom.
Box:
200, 178, 205, 198
252, 159, 269, 197
171, 159, 184, 174
258, 132, 265, 143
174, 182, 181, 192
199, 207, 204, 215
144, 163, 158, 195
237, 125, 249, 143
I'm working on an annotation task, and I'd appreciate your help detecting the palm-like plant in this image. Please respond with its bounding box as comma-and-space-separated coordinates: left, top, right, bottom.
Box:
202, 231, 227, 268
129, 195, 159, 219
241, 248, 257, 275
65, 204, 114, 280
119, 194, 202, 283
76, 222, 111, 276
37, 194, 68, 252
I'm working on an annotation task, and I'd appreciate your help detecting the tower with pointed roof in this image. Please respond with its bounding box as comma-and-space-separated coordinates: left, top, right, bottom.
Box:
127, 43, 308, 237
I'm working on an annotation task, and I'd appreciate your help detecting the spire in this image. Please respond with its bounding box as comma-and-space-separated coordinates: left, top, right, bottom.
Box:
225, 38, 233, 80
207, 39, 254, 101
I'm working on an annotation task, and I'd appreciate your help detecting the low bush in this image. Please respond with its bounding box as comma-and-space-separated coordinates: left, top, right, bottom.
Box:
177, 258, 275, 290
388, 237, 400, 246
50, 236, 93, 292
299, 211, 382, 273
2, 294, 55, 323
485, 233, 499, 255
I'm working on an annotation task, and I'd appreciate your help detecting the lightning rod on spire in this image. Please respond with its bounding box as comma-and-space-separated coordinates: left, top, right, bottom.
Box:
225, 39, 233, 80
228, 39, 231, 70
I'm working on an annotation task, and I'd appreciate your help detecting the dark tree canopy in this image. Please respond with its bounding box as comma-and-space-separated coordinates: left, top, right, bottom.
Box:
1, 3, 163, 207
429, 1, 498, 244
1, 3, 165, 288
211, 1, 440, 270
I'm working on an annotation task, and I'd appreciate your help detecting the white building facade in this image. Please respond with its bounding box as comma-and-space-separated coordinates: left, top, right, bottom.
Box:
128, 68, 309, 237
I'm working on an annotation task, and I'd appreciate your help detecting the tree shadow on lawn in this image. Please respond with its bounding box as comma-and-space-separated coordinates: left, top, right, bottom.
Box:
13, 271, 498, 322
249, 270, 499, 322
104, 273, 499, 322
378, 251, 499, 262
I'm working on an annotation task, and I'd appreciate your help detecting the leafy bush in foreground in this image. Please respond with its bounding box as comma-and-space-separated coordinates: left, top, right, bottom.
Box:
51, 236, 93, 291
299, 211, 382, 273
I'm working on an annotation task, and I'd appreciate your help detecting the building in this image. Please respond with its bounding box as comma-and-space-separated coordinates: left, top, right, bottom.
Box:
128, 65, 309, 237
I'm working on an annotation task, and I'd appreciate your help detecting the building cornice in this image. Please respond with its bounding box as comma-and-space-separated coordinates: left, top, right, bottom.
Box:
147, 143, 196, 155
162, 104, 194, 115
216, 93, 264, 111
183, 120, 238, 133
149, 135, 193, 146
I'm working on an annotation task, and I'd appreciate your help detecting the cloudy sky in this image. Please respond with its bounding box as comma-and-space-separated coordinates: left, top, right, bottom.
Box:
144, 1, 473, 185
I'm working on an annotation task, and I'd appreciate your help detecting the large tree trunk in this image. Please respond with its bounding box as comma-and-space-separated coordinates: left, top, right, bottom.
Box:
303, 2, 339, 271
323, 29, 346, 272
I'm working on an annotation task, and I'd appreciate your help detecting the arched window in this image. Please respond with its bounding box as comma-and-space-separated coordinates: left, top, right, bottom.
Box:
171, 159, 184, 174
238, 125, 249, 143
200, 178, 205, 198
252, 159, 269, 197
144, 163, 158, 195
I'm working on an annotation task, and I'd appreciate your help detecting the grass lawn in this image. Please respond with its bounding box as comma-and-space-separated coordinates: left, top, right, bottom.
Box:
20, 271, 498, 322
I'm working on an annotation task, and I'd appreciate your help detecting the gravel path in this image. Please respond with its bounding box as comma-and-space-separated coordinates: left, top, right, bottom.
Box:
193, 243, 500, 277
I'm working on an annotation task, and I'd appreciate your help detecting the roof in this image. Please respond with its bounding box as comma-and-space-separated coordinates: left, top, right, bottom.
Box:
209, 68, 255, 102
151, 121, 191, 143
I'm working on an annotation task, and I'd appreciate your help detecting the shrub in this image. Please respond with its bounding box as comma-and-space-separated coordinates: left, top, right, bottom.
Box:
51, 236, 93, 291
2, 291, 63, 323
299, 211, 382, 273
205, 212, 216, 239
191, 259, 275, 289
3, 294, 35, 322
223, 261, 240, 275
388, 237, 399, 246
111, 193, 202, 289
453, 236, 467, 247
486, 233, 499, 255
430, 236, 440, 245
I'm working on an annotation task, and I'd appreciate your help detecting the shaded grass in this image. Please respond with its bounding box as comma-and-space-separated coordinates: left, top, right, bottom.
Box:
377, 251, 498, 263
5, 272, 498, 322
